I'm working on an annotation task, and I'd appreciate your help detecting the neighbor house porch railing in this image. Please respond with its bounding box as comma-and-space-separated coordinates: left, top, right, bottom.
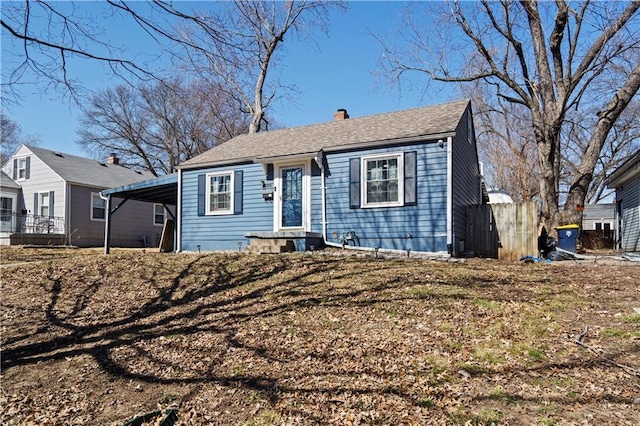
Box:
0, 213, 66, 234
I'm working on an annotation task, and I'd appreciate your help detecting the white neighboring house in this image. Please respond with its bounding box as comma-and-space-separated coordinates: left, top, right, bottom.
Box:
1, 144, 174, 247
0, 170, 22, 236
487, 189, 514, 204
581, 203, 616, 233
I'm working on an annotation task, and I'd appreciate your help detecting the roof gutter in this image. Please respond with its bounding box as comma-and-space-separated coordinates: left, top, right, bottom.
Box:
175, 157, 256, 171
254, 152, 318, 164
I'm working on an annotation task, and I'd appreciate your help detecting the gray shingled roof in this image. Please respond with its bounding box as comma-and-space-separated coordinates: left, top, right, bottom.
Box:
26, 145, 154, 188
1, 170, 21, 190
179, 99, 470, 168
583, 203, 615, 219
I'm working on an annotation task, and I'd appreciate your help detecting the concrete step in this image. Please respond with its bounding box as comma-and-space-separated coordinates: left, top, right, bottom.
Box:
245, 239, 295, 254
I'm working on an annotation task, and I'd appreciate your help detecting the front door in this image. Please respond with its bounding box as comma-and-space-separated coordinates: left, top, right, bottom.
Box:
0, 195, 16, 232
275, 162, 310, 231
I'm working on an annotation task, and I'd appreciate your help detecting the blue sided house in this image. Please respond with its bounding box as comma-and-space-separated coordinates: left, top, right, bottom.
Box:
176, 99, 483, 256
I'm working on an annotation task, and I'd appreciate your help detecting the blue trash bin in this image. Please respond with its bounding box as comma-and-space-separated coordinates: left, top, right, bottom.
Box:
556, 224, 580, 252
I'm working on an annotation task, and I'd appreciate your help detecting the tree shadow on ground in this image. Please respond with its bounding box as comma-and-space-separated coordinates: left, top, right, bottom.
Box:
1, 253, 637, 424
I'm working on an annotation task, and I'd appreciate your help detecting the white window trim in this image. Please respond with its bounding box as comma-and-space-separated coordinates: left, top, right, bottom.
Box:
153, 203, 166, 226
39, 191, 50, 217
205, 171, 234, 215
17, 157, 27, 181
90, 192, 106, 222
361, 152, 404, 208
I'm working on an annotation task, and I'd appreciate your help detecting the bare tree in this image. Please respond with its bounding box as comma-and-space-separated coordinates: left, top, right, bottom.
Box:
564, 100, 640, 203
1, 115, 24, 165
382, 1, 640, 229
4, 1, 339, 136
463, 83, 540, 202
0, 114, 39, 165
176, 0, 337, 133
469, 84, 639, 205
77, 79, 249, 176
0, 1, 164, 106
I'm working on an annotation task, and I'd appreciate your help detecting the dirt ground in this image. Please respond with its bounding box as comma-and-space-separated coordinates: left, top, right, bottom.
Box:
1, 247, 639, 425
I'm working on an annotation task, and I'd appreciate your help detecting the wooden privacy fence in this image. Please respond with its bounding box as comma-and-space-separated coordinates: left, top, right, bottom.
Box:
467, 202, 538, 261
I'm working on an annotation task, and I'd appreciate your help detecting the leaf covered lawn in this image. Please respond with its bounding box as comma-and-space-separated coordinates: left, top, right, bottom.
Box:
1, 248, 639, 425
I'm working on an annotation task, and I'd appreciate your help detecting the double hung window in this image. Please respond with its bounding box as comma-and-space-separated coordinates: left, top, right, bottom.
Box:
91, 193, 106, 221
154, 204, 166, 226
17, 158, 27, 180
206, 172, 233, 215
362, 154, 404, 207
40, 192, 50, 217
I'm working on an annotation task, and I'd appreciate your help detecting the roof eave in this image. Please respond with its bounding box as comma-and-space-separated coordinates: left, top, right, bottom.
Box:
322, 131, 457, 153
175, 156, 256, 171
255, 151, 319, 164
605, 152, 640, 188
176, 131, 457, 170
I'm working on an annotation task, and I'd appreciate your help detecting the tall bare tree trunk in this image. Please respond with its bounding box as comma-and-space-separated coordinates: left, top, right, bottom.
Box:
561, 61, 640, 225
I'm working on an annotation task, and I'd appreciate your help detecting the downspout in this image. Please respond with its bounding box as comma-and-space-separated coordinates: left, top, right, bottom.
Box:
176, 168, 182, 253
446, 136, 453, 255
100, 192, 111, 254
65, 183, 71, 245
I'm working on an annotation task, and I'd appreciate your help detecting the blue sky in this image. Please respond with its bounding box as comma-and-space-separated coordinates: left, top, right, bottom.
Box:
3, 1, 454, 158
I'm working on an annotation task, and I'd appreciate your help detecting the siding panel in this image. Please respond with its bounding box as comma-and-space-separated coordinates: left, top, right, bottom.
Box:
451, 106, 482, 254
619, 177, 640, 252
3, 146, 66, 220
181, 163, 273, 251
325, 143, 449, 253
69, 185, 175, 248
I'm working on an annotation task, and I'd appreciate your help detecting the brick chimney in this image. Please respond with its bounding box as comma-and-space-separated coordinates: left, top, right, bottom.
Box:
333, 108, 349, 121
107, 153, 120, 165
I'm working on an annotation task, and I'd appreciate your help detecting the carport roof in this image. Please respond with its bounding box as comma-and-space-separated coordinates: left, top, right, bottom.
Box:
101, 173, 177, 205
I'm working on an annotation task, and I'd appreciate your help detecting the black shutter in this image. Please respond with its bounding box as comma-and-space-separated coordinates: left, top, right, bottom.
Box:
25, 157, 30, 179
197, 174, 206, 216
234, 170, 243, 215
33, 193, 39, 215
49, 191, 55, 217
12, 159, 17, 180
349, 158, 360, 209
404, 151, 417, 206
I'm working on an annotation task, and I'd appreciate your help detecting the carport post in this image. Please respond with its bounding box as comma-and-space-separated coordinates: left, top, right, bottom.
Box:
103, 194, 112, 254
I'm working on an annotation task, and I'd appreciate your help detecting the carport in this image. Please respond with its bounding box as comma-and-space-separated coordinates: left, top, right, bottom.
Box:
100, 173, 178, 254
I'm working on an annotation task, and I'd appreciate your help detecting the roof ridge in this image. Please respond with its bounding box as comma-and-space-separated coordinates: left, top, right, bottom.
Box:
26, 144, 151, 174
342, 98, 470, 122
248, 98, 471, 137
27, 144, 105, 163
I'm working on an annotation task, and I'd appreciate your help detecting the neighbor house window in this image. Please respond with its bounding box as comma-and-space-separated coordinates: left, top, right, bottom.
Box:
91, 193, 106, 221
361, 153, 404, 207
206, 172, 234, 214
39, 192, 50, 217
154, 204, 165, 226
17, 158, 27, 180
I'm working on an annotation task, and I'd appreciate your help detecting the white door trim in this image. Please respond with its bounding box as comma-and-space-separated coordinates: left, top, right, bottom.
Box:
0, 193, 17, 233
274, 160, 311, 232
